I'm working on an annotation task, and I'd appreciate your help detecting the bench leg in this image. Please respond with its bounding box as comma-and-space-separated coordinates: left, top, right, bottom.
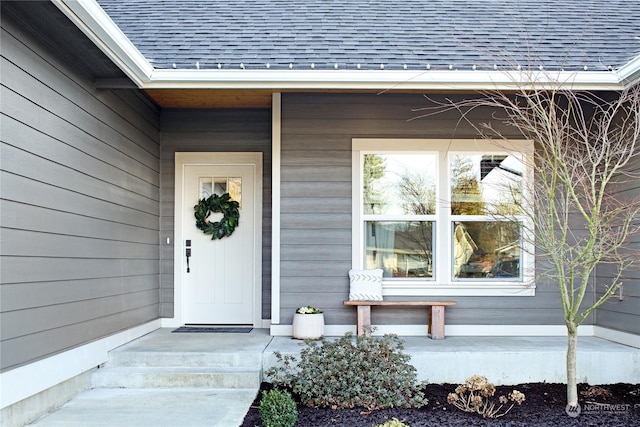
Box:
356, 305, 372, 337
429, 306, 446, 339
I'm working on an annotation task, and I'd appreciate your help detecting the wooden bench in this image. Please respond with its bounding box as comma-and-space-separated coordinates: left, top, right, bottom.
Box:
343, 300, 457, 339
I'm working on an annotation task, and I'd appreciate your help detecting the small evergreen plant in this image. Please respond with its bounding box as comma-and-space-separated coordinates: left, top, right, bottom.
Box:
266, 332, 427, 410
258, 389, 298, 427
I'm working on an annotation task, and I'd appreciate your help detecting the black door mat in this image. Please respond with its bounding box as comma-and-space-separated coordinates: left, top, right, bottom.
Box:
172, 326, 253, 333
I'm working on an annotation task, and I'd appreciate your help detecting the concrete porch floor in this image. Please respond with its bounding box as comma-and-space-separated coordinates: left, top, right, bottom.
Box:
266, 331, 640, 385
29, 328, 639, 427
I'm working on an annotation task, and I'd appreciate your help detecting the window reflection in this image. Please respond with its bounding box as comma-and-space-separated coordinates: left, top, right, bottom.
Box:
214, 177, 227, 196
364, 154, 436, 215
199, 177, 212, 199
453, 221, 521, 279
228, 177, 242, 209
450, 154, 523, 215
365, 221, 434, 278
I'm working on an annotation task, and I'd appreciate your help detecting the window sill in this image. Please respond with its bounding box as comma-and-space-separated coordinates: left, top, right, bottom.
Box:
382, 282, 536, 297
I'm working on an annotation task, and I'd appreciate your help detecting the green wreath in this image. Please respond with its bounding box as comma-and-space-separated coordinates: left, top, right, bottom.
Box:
194, 193, 240, 240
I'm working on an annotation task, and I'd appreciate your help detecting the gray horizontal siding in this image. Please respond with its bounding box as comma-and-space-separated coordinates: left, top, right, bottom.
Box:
159, 109, 272, 319
1, 305, 159, 370
594, 137, 639, 334
595, 179, 640, 335
0, 13, 160, 371
279, 92, 582, 326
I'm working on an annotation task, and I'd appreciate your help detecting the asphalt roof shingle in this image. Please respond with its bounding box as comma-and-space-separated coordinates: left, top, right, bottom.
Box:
97, 0, 640, 72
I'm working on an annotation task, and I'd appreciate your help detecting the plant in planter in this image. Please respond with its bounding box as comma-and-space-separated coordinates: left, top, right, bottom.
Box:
295, 306, 322, 314
292, 306, 324, 339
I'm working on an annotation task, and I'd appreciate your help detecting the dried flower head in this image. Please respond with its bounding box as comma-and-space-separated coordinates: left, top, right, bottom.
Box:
466, 375, 489, 391
482, 383, 496, 397
455, 385, 467, 394
510, 390, 526, 404
470, 395, 483, 408
447, 393, 459, 404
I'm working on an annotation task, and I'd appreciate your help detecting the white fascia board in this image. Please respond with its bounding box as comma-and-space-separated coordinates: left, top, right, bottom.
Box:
617, 54, 640, 86
145, 69, 625, 91
51, 0, 152, 87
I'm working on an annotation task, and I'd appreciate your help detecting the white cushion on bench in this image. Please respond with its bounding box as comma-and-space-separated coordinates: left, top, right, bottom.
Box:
348, 269, 383, 301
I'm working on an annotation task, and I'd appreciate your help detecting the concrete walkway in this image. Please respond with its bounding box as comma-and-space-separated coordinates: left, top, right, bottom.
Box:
27, 328, 640, 426
28, 388, 258, 426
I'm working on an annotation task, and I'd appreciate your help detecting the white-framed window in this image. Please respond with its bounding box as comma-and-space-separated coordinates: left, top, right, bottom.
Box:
352, 139, 535, 296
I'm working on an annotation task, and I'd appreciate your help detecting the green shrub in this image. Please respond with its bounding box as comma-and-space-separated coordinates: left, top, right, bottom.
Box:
376, 418, 411, 427
265, 332, 427, 410
258, 389, 298, 427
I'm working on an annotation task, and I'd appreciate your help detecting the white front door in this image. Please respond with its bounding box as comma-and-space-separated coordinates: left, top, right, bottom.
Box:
175, 153, 262, 325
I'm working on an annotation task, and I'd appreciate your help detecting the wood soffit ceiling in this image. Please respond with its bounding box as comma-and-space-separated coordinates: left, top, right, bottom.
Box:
142, 88, 451, 109
144, 89, 274, 109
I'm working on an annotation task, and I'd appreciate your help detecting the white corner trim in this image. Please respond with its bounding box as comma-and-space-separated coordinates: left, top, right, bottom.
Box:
269, 324, 593, 337
271, 93, 282, 324
51, 0, 153, 86
0, 320, 160, 409
594, 326, 640, 349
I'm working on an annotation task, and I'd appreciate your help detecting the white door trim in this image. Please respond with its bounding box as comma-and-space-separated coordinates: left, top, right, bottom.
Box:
174, 152, 263, 327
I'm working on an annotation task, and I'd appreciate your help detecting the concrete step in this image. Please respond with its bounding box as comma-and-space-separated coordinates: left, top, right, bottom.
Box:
89, 329, 271, 392
107, 350, 262, 368
91, 366, 262, 389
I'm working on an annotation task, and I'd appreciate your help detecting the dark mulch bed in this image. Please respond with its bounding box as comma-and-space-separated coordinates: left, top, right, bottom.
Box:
241, 382, 640, 426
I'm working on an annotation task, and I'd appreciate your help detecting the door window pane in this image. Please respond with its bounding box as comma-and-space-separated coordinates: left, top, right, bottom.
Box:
452, 221, 521, 279
214, 177, 227, 196
364, 154, 436, 215
199, 176, 242, 209
228, 177, 242, 209
199, 177, 212, 199
365, 221, 434, 278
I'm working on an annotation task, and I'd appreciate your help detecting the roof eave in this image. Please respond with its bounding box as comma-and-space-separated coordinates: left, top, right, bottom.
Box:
52, 0, 639, 92
52, 0, 153, 86
617, 54, 640, 87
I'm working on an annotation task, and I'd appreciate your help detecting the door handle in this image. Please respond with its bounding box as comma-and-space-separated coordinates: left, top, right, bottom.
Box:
186, 240, 192, 273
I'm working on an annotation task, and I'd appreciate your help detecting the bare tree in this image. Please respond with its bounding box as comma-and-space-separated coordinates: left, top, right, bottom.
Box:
418, 82, 640, 407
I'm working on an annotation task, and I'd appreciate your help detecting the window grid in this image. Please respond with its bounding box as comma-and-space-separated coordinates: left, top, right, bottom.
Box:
353, 139, 535, 296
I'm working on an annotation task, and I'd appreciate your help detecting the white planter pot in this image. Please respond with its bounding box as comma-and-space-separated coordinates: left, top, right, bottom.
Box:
292, 313, 325, 339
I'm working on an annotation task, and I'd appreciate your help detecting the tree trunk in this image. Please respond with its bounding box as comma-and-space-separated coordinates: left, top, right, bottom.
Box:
566, 330, 579, 407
